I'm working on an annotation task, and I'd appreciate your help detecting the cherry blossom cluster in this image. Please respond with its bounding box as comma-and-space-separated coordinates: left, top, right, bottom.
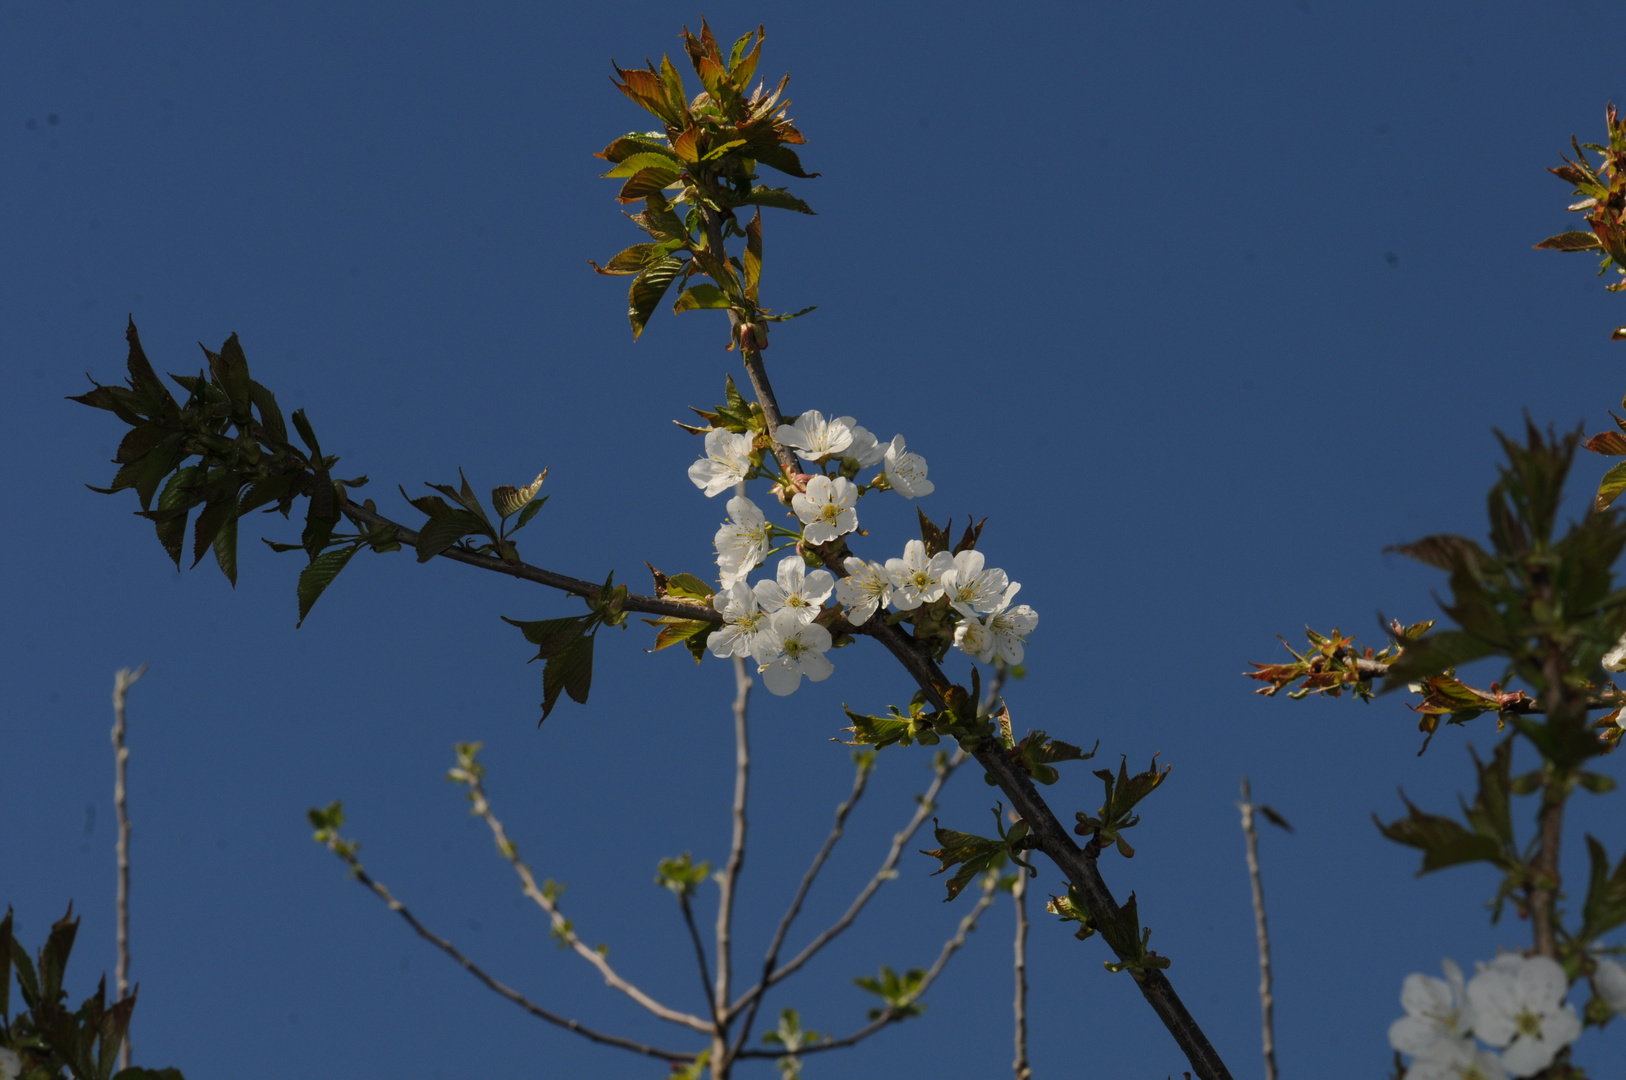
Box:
1388, 954, 1626, 1079
686, 411, 1038, 696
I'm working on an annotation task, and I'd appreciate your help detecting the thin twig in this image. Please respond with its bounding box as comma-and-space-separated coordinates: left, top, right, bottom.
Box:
679, 894, 721, 1029
735, 872, 1000, 1060
1012, 869, 1031, 1080
730, 748, 966, 1018
1238, 778, 1277, 1080
111, 662, 146, 1073
729, 752, 875, 1055
709, 653, 753, 1072
461, 771, 711, 1032
318, 837, 696, 1064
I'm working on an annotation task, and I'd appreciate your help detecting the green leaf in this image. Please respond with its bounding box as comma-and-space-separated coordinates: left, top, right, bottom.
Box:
297, 545, 358, 626
655, 852, 711, 898
502, 615, 586, 658
414, 511, 483, 562
921, 821, 1006, 901
591, 243, 666, 276
852, 965, 925, 1020
1375, 795, 1510, 874
1385, 534, 1489, 573
540, 633, 595, 722
212, 508, 239, 586
596, 136, 679, 164
1582, 834, 1626, 939
1379, 630, 1500, 692
191, 494, 239, 571
672, 284, 733, 312
743, 209, 762, 304
513, 494, 548, 531
290, 408, 323, 457
1534, 230, 1603, 251
649, 617, 713, 654
629, 256, 684, 339
841, 705, 939, 750
618, 165, 682, 203
603, 152, 689, 179
753, 144, 819, 179
1597, 460, 1626, 511
210, 333, 253, 413
738, 185, 815, 215
664, 573, 714, 600
249, 379, 288, 443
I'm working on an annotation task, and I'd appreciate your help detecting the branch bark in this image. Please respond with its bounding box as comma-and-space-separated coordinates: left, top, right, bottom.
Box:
1012, 870, 1031, 1080
111, 663, 146, 1074
711, 654, 753, 1075
1239, 778, 1277, 1080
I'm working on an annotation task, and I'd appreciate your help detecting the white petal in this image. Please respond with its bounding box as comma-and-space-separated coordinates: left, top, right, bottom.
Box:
1596, 959, 1626, 1014
799, 649, 835, 683
761, 658, 802, 696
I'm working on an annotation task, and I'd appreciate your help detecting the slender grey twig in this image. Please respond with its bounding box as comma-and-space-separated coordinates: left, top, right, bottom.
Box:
1239, 778, 1277, 1080
679, 894, 721, 1029
1012, 869, 1031, 1080
111, 662, 146, 1073
736, 871, 1000, 1060
730, 752, 875, 1057
317, 835, 695, 1064
711, 653, 753, 1072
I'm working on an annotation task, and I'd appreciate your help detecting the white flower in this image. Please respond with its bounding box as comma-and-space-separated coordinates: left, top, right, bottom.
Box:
953, 586, 1038, 664
1402, 1038, 1509, 1080
715, 495, 770, 588
840, 419, 888, 468
1390, 959, 1475, 1059
882, 435, 934, 499
707, 582, 777, 661
791, 476, 859, 546
754, 555, 835, 625
687, 428, 755, 497
1595, 958, 1626, 1015
1466, 954, 1581, 1078
775, 411, 854, 462
886, 540, 953, 610
835, 558, 894, 625
0, 1047, 19, 1080
1605, 631, 1626, 672
940, 549, 1011, 614
757, 610, 835, 696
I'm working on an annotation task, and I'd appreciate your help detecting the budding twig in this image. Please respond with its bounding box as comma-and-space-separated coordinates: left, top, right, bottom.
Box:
111, 663, 146, 1074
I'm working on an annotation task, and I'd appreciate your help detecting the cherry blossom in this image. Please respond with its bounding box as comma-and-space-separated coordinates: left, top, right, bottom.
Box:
882, 435, 934, 498
0, 1047, 19, 1080
886, 540, 953, 610
953, 587, 1038, 665
707, 582, 776, 661
775, 411, 854, 462
940, 549, 1012, 614
835, 558, 894, 625
688, 428, 755, 497
715, 495, 770, 587
1595, 958, 1626, 1016
791, 475, 859, 546
840, 419, 888, 468
1466, 954, 1581, 1078
1401, 1038, 1509, 1080
754, 555, 835, 625
757, 610, 835, 696
1605, 631, 1626, 672
1389, 959, 1475, 1060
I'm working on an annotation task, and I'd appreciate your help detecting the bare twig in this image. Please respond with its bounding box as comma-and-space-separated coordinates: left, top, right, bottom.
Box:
710, 654, 753, 1070
1012, 869, 1031, 1080
111, 662, 146, 1073
1238, 778, 1277, 1080
729, 751, 875, 1056
736, 871, 1000, 1060
318, 836, 696, 1064
731, 748, 966, 1020
459, 769, 711, 1033
679, 894, 721, 1029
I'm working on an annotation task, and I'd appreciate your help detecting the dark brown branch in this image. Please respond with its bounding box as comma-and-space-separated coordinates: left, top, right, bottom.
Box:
1012, 870, 1031, 1080
679, 894, 721, 1030
326, 845, 696, 1064
339, 498, 722, 624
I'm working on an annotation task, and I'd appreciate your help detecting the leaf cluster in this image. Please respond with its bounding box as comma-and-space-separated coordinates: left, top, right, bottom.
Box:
642, 565, 719, 662
851, 965, 926, 1021
1535, 103, 1626, 296
1073, 756, 1170, 859
593, 22, 818, 339
654, 852, 711, 899
920, 805, 1035, 902
501, 570, 631, 723
1246, 622, 1424, 701
1, 909, 183, 1080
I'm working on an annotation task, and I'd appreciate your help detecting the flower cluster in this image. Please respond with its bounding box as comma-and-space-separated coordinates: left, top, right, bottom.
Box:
1387, 953, 1609, 1079
685, 410, 1038, 695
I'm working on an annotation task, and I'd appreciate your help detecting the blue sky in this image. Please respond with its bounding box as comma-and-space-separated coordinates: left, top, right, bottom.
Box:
6, 2, 1626, 1077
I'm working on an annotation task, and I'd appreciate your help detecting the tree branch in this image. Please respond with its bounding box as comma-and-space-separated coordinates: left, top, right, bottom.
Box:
711, 654, 753, 1071
728, 750, 875, 1056
679, 894, 721, 1030
1012, 870, 1031, 1080
320, 839, 697, 1064
730, 747, 965, 1018
111, 662, 146, 1074
339, 498, 722, 625
1238, 778, 1277, 1080
735, 872, 1000, 1060
459, 768, 712, 1033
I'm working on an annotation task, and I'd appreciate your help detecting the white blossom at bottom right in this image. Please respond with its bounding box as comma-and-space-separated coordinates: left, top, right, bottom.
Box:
1466, 954, 1581, 1078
